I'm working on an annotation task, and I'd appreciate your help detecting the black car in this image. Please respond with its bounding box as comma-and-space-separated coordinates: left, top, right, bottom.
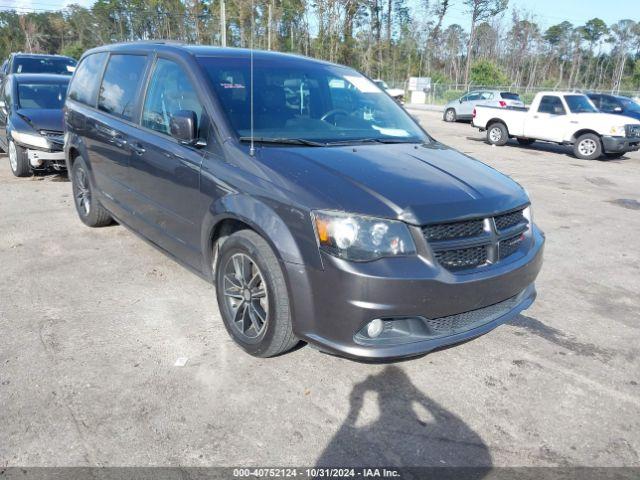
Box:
64, 42, 544, 360
1, 53, 77, 79
2, 73, 68, 176
587, 93, 640, 121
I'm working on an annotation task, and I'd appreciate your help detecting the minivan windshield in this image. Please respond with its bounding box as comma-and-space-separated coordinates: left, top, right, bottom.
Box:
17, 82, 68, 109
197, 56, 427, 145
13, 57, 76, 75
564, 95, 598, 113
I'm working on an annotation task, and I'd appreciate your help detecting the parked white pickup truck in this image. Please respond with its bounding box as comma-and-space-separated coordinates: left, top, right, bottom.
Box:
472, 91, 640, 159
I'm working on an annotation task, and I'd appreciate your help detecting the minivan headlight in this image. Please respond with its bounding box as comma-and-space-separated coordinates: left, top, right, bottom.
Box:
12, 130, 49, 150
312, 210, 416, 261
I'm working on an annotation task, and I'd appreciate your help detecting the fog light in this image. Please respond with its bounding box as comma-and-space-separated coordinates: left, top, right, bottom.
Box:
366, 319, 384, 338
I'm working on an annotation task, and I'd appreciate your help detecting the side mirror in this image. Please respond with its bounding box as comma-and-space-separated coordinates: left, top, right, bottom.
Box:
459, 98, 463, 104
553, 106, 565, 115
170, 110, 197, 144
613, 106, 623, 113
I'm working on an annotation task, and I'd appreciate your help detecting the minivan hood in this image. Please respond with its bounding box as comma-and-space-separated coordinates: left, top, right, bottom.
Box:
16, 109, 64, 132
255, 143, 529, 225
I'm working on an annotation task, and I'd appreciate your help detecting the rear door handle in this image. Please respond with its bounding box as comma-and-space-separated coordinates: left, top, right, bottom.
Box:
130, 142, 146, 155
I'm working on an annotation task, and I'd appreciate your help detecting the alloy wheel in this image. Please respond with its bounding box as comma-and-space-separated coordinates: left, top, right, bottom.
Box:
222, 253, 269, 340
446, 110, 455, 122
578, 138, 597, 157
8, 141, 17, 172
74, 166, 91, 216
489, 127, 502, 143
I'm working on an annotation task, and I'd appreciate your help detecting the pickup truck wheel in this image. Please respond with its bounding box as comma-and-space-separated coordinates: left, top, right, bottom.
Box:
444, 108, 457, 122
215, 230, 298, 358
8, 140, 31, 177
71, 156, 113, 227
517, 138, 535, 146
487, 123, 508, 146
574, 134, 602, 160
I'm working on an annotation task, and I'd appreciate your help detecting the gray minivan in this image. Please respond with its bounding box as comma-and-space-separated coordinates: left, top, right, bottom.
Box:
64, 42, 544, 360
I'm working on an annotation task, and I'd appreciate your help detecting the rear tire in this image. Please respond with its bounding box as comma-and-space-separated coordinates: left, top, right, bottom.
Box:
517, 138, 535, 146
215, 230, 298, 358
573, 133, 602, 160
71, 156, 113, 227
487, 123, 509, 146
444, 108, 457, 122
8, 140, 31, 177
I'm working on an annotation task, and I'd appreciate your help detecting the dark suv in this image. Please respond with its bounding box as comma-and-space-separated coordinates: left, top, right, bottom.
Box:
1, 53, 77, 79
64, 42, 544, 360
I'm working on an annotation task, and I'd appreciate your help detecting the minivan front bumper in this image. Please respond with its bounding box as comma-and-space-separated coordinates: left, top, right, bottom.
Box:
286, 226, 544, 360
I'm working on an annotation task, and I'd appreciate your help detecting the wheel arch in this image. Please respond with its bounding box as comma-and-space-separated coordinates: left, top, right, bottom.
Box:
487, 118, 509, 135
201, 194, 307, 282
571, 129, 601, 143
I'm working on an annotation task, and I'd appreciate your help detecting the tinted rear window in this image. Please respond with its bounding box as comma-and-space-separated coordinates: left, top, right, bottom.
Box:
98, 54, 147, 121
12, 56, 76, 75
68, 52, 108, 106
500, 92, 521, 100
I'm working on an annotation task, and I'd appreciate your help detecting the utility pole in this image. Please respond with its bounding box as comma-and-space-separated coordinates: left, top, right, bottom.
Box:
220, 0, 227, 47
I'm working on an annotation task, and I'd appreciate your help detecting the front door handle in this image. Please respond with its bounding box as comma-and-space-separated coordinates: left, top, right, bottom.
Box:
130, 142, 146, 156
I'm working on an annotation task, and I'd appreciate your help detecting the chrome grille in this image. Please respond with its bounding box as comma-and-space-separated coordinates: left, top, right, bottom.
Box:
424, 207, 529, 271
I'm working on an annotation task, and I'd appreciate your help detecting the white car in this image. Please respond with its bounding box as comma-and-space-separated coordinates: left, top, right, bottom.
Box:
443, 90, 525, 122
374, 79, 404, 103
472, 91, 640, 160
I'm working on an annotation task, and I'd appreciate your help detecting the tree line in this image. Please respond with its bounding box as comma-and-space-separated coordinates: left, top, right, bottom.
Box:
1, 0, 639, 93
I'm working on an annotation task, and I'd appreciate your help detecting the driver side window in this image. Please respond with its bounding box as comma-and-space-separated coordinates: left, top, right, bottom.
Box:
142, 58, 203, 138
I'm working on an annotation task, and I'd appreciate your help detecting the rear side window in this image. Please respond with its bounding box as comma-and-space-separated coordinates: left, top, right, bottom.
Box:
142, 58, 203, 137
68, 52, 108, 106
500, 92, 521, 100
538, 96, 565, 115
98, 54, 147, 121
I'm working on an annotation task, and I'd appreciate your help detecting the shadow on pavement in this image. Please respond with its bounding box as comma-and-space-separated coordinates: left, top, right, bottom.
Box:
316, 365, 491, 472
507, 314, 611, 359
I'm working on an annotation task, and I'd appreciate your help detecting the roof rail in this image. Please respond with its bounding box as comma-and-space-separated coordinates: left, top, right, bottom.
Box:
110, 40, 185, 46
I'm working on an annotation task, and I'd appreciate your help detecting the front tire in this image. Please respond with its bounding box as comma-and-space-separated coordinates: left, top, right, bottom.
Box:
71, 156, 113, 227
573, 133, 602, 160
444, 108, 457, 122
8, 140, 31, 177
487, 123, 509, 146
215, 230, 298, 357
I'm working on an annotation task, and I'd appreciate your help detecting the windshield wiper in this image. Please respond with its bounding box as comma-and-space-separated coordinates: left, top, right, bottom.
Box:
239, 137, 325, 147
324, 138, 420, 145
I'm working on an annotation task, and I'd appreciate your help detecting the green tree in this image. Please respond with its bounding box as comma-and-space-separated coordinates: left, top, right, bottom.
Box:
469, 59, 507, 85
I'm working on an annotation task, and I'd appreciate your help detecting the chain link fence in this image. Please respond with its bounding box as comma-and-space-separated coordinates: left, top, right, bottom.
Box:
398, 83, 640, 106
